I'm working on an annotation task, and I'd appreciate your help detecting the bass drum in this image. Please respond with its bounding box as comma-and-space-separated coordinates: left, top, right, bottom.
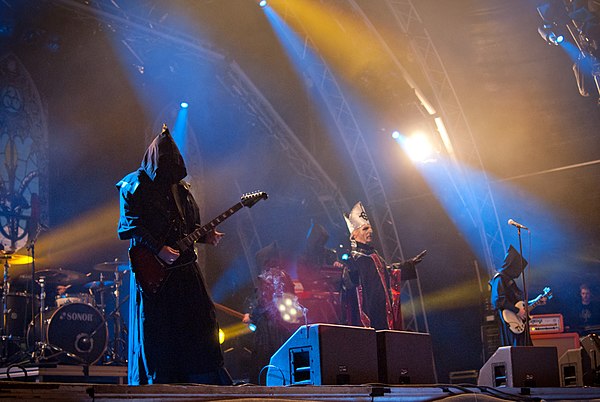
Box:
28, 303, 107, 365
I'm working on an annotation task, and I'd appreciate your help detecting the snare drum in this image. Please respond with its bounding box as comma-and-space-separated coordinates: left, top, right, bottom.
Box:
55, 293, 95, 307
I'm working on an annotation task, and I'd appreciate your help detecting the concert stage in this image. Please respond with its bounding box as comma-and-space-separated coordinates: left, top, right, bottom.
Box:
0, 380, 600, 401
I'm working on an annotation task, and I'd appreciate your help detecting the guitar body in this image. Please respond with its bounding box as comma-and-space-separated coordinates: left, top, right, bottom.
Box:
502, 301, 527, 334
501, 287, 552, 334
129, 245, 169, 295
128, 191, 268, 295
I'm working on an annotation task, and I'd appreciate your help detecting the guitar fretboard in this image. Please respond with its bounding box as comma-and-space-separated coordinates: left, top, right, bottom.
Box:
177, 203, 243, 251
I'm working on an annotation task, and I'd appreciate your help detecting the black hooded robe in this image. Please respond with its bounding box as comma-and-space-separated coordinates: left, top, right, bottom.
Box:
489, 245, 531, 346
117, 127, 231, 385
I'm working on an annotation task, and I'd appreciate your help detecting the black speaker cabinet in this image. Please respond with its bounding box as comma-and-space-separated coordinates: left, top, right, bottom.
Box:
266, 324, 379, 386
376, 330, 437, 384
477, 346, 560, 387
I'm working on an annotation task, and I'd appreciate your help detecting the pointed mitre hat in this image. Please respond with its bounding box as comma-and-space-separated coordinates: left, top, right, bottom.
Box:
344, 201, 371, 234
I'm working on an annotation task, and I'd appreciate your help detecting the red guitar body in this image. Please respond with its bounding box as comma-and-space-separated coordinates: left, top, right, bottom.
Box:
128, 191, 267, 295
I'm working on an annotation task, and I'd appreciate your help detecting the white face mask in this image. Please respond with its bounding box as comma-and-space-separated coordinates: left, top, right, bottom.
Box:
352, 224, 373, 244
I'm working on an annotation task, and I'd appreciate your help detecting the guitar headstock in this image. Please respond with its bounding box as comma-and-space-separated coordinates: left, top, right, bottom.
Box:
542, 286, 553, 300
241, 191, 268, 208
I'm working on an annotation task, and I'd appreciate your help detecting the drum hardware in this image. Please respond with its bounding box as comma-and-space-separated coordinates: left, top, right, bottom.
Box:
1, 253, 14, 363
92, 260, 129, 365
83, 280, 115, 291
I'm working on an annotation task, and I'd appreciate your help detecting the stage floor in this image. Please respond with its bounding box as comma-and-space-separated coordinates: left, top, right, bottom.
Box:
0, 380, 600, 401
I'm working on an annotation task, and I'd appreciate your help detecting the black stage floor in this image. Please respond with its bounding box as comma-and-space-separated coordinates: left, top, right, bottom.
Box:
1, 380, 600, 401
0, 364, 599, 401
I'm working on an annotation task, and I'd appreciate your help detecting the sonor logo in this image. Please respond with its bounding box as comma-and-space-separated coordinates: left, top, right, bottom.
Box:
60, 312, 94, 322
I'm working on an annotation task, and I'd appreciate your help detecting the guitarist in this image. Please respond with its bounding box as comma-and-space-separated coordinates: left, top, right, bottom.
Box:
489, 245, 547, 346
116, 125, 232, 386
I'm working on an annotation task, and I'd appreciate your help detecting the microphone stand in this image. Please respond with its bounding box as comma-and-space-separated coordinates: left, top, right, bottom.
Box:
516, 227, 531, 345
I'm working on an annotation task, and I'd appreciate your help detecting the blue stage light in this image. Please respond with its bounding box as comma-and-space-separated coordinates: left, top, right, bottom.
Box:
392, 130, 401, 139
259, 0, 267, 7
341, 253, 349, 261
248, 323, 257, 332
180, 102, 189, 109
538, 24, 564, 46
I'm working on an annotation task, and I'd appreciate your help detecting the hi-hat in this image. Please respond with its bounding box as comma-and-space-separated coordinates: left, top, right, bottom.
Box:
94, 260, 129, 272
83, 280, 115, 290
18, 268, 86, 284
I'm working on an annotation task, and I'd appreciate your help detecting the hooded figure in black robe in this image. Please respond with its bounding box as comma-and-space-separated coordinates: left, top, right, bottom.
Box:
117, 125, 231, 385
489, 245, 531, 346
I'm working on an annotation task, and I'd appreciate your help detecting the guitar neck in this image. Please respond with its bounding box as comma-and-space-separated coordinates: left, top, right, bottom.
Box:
176, 202, 244, 251
528, 294, 547, 312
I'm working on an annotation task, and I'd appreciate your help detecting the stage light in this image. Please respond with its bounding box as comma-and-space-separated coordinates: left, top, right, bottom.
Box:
391, 130, 401, 139
219, 329, 225, 344
180, 101, 189, 108
341, 253, 349, 260
248, 323, 257, 332
404, 132, 436, 163
259, 0, 267, 7
538, 24, 564, 45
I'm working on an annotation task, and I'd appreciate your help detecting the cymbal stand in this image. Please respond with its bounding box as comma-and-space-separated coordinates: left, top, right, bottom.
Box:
1, 256, 11, 363
30, 276, 50, 362
98, 273, 106, 316
105, 269, 128, 365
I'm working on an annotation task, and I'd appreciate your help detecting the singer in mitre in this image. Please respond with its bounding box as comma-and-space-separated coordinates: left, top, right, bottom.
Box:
341, 202, 426, 330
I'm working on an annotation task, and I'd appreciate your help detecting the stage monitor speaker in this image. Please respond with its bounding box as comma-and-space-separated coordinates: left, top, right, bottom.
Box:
580, 334, 600, 369
477, 346, 560, 387
559, 348, 584, 387
376, 330, 437, 384
266, 324, 378, 386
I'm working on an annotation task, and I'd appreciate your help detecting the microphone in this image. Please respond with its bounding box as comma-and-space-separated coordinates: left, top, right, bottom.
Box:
508, 219, 529, 230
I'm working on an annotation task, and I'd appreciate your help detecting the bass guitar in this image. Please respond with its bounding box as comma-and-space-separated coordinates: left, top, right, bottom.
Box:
502, 286, 552, 334
129, 191, 268, 295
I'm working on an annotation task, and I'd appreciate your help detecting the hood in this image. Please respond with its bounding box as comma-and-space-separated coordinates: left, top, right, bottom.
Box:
140, 124, 187, 185
255, 241, 280, 271
306, 222, 329, 252
498, 244, 528, 278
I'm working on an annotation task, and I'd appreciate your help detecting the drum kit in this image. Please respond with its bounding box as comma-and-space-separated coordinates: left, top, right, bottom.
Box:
0, 252, 129, 367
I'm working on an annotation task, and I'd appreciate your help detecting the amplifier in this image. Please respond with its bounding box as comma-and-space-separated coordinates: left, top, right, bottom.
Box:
530, 314, 564, 334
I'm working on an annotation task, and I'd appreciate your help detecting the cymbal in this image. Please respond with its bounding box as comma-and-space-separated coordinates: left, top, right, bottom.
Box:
0, 253, 33, 265
83, 280, 115, 290
18, 268, 86, 284
94, 260, 129, 272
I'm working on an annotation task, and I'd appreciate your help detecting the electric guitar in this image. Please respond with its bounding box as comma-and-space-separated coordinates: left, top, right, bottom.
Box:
502, 286, 552, 334
129, 191, 268, 295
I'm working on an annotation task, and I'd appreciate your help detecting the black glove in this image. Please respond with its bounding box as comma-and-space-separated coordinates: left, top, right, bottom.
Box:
410, 250, 427, 265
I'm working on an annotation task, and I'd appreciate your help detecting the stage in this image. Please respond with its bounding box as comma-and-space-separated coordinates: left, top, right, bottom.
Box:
0, 380, 600, 401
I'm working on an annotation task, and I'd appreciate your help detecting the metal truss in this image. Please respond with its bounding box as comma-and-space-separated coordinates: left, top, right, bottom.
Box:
383, 0, 507, 274
220, 62, 351, 229
49, 0, 224, 65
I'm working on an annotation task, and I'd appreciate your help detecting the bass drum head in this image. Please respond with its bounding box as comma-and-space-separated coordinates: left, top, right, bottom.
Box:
28, 303, 107, 365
